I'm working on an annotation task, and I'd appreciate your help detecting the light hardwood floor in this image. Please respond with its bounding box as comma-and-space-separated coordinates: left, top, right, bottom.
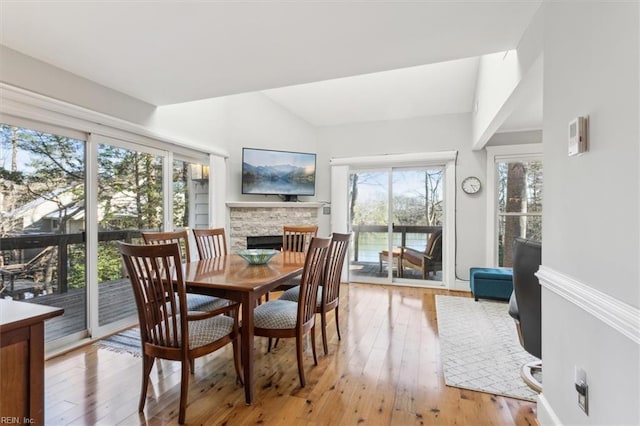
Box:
45, 283, 537, 425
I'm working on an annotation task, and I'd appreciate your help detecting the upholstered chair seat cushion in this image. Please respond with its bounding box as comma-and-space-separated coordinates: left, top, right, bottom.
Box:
254, 300, 298, 329
153, 314, 235, 349
186, 294, 230, 312
278, 285, 323, 308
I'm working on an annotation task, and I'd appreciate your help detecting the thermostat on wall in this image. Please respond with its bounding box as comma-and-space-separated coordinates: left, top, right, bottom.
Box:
568, 116, 588, 156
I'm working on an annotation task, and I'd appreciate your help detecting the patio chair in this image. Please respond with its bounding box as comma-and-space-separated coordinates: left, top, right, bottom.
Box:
253, 237, 330, 387
117, 241, 242, 424
0, 246, 54, 292
398, 228, 442, 279
279, 232, 350, 355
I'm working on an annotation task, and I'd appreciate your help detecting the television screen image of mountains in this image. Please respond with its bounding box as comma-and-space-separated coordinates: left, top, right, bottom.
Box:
242, 148, 316, 196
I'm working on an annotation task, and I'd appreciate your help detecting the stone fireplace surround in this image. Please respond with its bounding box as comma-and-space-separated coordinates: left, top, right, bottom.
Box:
226, 202, 322, 252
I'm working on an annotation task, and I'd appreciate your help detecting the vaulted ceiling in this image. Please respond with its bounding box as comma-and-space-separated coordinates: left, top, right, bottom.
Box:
0, 1, 543, 130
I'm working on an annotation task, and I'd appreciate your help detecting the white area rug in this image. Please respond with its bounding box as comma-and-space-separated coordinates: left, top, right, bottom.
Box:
435, 295, 538, 402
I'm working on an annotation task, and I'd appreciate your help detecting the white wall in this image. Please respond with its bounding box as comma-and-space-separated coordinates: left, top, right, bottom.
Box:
0, 45, 156, 125
540, 3, 639, 425
151, 92, 323, 229
471, 5, 544, 149
317, 113, 485, 280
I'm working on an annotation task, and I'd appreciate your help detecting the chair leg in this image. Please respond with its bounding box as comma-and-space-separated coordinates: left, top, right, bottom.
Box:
138, 355, 155, 412
232, 337, 243, 385
295, 333, 306, 388
310, 325, 318, 366
189, 358, 195, 374
268, 337, 273, 352
335, 306, 342, 341
178, 359, 190, 424
320, 312, 329, 355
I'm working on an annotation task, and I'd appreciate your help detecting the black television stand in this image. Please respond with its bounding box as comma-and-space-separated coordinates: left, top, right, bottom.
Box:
280, 195, 299, 202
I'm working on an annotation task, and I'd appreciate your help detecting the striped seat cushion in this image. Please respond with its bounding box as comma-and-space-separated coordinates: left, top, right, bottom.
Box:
254, 299, 298, 329
278, 286, 323, 308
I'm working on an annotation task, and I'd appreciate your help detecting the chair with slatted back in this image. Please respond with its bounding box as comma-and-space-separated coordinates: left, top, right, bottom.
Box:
193, 228, 227, 260
253, 237, 330, 388
279, 233, 350, 355
141, 230, 230, 313
117, 242, 242, 424
283, 225, 318, 253
266, 225, 319, 304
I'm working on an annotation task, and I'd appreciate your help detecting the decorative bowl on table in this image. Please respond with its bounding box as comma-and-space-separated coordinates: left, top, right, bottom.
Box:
237, 249, 279, 265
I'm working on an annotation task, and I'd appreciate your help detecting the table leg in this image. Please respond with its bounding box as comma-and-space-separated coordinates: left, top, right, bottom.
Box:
241, 293, 254, 404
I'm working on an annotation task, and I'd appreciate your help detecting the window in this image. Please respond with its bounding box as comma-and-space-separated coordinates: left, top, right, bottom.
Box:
0, 122, 87, 341
486, 144, 543, 268
172, 159, 210, 231
0, 85, 221, 350
496, 159, 542, 267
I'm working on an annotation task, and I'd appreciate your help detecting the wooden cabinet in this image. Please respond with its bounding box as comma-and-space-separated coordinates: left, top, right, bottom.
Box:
0, 299, 63, 424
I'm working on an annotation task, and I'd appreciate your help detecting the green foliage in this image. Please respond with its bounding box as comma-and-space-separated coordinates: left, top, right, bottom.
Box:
349, 169, 444, 227
97, 243, 125, 282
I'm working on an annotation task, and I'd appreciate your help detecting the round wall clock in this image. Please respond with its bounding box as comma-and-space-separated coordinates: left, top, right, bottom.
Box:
462, 176, 481, 194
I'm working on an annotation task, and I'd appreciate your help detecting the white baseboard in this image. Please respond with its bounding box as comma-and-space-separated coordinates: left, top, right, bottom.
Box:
537, 393, 563, 426
450, 279, 471, 292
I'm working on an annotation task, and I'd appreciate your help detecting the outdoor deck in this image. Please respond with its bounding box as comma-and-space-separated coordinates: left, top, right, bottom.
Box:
28, 279, 136, 342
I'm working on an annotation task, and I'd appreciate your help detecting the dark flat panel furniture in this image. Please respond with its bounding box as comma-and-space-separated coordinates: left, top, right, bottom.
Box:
0, 299, 63, 424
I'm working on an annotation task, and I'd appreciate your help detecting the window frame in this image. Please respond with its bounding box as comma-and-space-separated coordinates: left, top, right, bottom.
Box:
0, 83, 226, 353
485, 144, 543, 267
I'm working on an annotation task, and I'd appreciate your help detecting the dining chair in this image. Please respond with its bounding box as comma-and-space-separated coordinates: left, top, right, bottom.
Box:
141, 230, 230, 313
268, 225, 319, 299
282, 225, 318, 253
193, 227, 227, 260
141, 229, 192, 263
279, 232, 350, 355
253, 236, 331, 388
117, 242, 242, 425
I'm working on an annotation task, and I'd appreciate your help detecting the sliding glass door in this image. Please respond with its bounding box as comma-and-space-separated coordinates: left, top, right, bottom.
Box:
0, 122, 88, 343
349, 166, 445, 286
348, 170, 390, 283
96, 142, 164, 330
391, 168, 444, 283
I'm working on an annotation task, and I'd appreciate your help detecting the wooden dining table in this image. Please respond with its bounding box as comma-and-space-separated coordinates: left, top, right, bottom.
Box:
181, 251, 306, 404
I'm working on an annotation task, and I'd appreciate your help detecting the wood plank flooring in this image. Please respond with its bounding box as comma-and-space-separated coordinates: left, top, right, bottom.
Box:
44, 283, 537, 425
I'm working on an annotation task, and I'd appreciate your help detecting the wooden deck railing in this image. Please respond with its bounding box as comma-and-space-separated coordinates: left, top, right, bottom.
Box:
1, 230, 141, 296
351, 224, 441, 261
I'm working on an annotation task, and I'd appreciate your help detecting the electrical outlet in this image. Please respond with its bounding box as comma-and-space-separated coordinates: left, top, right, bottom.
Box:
323, 206, 331, 215
575, 367, 589, 415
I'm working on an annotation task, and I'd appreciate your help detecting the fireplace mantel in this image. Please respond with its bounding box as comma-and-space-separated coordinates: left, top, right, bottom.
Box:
226, 201, 323, 208
226, 202, 322, 251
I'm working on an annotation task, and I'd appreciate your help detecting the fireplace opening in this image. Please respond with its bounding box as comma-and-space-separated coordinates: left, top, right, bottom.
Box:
246, 235, 283, 250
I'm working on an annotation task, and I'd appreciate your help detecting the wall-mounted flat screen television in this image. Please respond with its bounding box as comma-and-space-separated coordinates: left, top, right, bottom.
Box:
242, 148, 316, 200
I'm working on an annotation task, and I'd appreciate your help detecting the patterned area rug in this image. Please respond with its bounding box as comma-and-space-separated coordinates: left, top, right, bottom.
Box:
435, 295, 538, 402
94, 327, 141, 357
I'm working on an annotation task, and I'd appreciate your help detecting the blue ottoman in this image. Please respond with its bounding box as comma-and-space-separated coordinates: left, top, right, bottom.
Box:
470, 267, 513, 301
